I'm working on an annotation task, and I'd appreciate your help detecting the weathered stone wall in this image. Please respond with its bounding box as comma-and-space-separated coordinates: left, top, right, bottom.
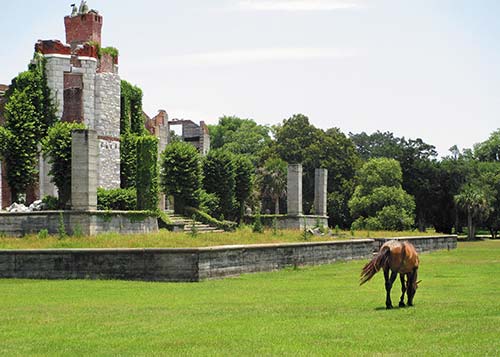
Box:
0, 211, 158, 237
80, 57, 97, 129
97, 139, 120, 189
0, 239, 373, 281
72, 129, 98, 210
0, 236, 457, 282
287, 164, 303, 215
94, 72, 120, 189
45, 55, 71, 120
277, 215, 328, 230
373, 236, 457, 253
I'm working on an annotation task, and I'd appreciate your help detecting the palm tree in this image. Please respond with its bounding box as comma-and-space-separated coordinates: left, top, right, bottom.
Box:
257, 158, 287, 214
454, 185, 491, 240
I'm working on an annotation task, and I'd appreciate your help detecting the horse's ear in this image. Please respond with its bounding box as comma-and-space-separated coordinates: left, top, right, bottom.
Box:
416, 280, 422, 285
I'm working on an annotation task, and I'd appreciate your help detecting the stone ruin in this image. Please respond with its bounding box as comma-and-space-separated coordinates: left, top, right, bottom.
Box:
0, 1, 211, 210
277, 164, 329, 230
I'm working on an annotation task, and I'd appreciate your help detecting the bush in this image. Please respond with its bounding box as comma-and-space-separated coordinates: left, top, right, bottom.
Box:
120, 132, 139, 188
136, 135, 159, 210
252, 212, 264, 233
42, 195, 59, 210
185, 206, 237, 231
203, 149, 236, 220
42, 122, 86, 208
161, 142, 202, 213
199, 189, 220, 218
97, 187, 137, 210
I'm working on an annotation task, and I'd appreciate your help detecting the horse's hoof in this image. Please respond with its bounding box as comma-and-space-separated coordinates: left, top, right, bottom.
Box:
386, 305, 393, 310
408, 302, 414, 307
399, 302, 406, 308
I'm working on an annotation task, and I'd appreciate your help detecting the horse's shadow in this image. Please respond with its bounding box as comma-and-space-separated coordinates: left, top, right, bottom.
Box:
374, 305, 412, 311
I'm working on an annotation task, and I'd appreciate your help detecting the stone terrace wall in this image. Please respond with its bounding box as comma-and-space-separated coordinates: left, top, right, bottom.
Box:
0, 211, 158, 237
373, 236, 457, 253
0, 240, 374, 282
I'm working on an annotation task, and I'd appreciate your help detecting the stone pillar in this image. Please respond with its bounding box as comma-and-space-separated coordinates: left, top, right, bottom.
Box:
71, 129, 98, 210
314, 168, 328, 216
287, 164, 302, 216
44, 54, 71, 119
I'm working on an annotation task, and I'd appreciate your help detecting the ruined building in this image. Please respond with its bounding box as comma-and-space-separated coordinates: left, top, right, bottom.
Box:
36, 3, 121, 196
1, 1, 211, 208
168, 119, 210, 155
1, 2, 120, 208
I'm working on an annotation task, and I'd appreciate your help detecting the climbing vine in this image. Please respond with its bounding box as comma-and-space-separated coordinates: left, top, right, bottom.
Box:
0, 53, 57, 202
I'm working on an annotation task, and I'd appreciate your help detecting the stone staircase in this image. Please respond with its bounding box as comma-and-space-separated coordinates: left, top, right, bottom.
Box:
166, 213, 225, 234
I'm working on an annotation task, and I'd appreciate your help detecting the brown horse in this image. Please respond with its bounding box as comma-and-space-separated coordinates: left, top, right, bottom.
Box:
360, 240, 420, 309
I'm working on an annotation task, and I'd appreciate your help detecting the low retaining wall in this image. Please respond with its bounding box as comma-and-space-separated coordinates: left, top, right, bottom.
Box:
373, 235, 457, 253
0, 236, 458, 282
0, 211, 158, 237
0, 239, 374, 282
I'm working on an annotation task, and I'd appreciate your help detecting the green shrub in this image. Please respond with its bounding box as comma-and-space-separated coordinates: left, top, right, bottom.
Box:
161, 142, 202, 213
97, 187, 137, 210
120, 132, 139, 188
42, 122, 86, 208
37, 229, 48, 239
136, 135, 159, 210
252, 212, 264, 233
185, 206, 237, 231
58, 212, 67, 240
199, 189, 220, 218
72, 224, 83, 238
42, 195, 59, 210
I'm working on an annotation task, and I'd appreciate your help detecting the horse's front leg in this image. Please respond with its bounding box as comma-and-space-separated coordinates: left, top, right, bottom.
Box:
384, 268, 397, 309
399, 273, 407, 307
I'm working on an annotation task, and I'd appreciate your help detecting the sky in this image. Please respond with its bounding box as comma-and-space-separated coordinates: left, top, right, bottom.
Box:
1, 0, 500, 157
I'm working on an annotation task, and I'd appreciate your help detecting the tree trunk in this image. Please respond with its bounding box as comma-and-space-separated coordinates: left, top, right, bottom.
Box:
467, 208, 474, 240
274, 198, 280, 215
417, 213, 426, 232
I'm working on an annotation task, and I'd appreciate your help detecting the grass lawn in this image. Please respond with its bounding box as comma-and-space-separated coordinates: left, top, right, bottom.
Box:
0, 227, 445, 249
1, 240, 498, 356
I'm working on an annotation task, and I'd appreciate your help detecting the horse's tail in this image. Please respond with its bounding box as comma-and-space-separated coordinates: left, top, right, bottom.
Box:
360, 245, 390, 285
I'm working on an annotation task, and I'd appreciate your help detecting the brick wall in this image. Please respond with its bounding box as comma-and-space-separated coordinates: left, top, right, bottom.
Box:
64, 13, 103, 47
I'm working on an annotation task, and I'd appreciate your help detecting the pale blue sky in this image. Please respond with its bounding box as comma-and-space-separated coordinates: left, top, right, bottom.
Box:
1, 0, 499, 156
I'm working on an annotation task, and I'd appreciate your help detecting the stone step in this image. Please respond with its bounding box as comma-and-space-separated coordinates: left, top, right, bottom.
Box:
163, 212, 225, 234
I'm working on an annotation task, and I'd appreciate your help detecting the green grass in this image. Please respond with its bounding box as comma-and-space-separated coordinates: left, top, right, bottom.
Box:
0, 226, 444, 249
0, 240, 498, 356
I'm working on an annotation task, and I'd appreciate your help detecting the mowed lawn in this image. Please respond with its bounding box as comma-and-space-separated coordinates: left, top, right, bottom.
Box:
0, 240, 498, 356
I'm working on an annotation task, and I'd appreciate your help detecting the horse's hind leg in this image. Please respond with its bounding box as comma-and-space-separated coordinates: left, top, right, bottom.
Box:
384, 268, 397, 309
399, 273, 407, 307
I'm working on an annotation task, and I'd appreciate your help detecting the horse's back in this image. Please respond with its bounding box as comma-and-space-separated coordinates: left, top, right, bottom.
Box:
382, 240, 419, 273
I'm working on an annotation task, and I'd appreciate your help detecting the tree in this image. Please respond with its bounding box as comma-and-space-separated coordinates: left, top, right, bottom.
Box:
120, 132, 139, 189
257, 157, 287, 214
208, 116, 271, 162
474, 129, 500, 162
0, 55, 57, 202
136, 135, 159, 210
454, 184, 491, 240
349, 131, 403, 161
160, 141, 202, 213
350, 131, 438, 231
233, 155, 254, 222
349, 158, 415, 231
203, 149, 236, 220
41, 122, 86, 208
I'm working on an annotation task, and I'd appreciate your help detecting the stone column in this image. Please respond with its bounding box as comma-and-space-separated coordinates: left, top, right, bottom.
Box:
287, 164, 302, 216
314, 168, 328, 216
71, 129, 98, 210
